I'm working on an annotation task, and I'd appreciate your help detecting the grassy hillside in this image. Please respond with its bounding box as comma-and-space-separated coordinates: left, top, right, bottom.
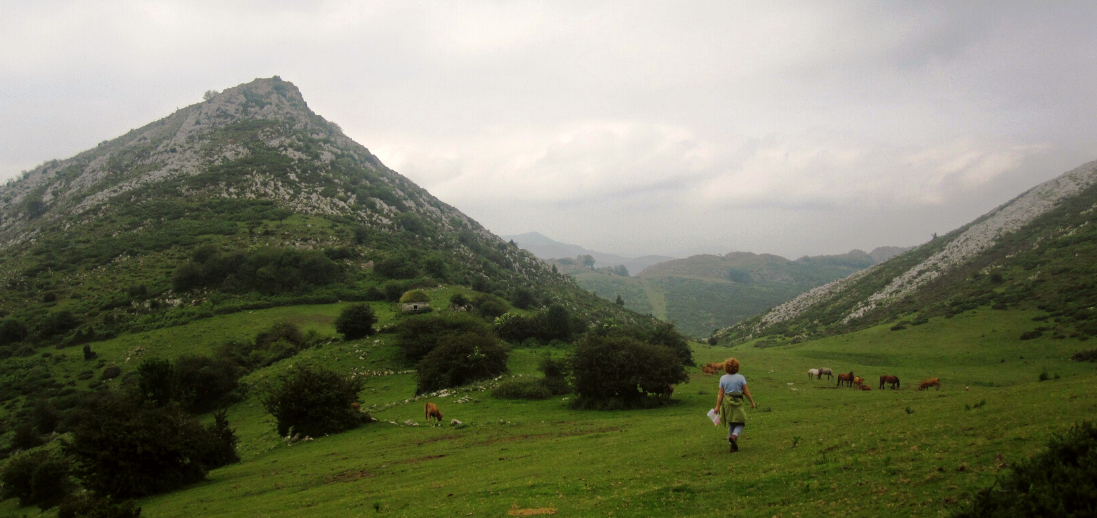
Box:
4, 300, 1093, 517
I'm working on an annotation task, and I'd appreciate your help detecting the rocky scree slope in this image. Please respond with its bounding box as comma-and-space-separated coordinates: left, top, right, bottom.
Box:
717, 159, 1097, 345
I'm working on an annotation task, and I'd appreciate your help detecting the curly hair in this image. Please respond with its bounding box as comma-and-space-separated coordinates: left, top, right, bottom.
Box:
723, 357, 740, 375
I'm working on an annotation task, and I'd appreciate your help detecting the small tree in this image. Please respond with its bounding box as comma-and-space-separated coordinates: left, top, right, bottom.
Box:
335, 303, 377, 340
569, 334, 688, 408
416, 332, 508, 394
258, 365, 366, 438
136, 359, 175, 406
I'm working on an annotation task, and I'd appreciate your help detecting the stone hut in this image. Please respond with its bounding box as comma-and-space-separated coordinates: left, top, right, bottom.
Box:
399, 290, 431, 312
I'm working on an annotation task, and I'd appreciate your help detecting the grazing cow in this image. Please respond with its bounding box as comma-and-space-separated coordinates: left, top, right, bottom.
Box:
819, 368, 833, 380
836, 372, 855, 388
702, 362, 724, 375
879, 375, 900, 390
424, 402, 444, 423
918, 378, 941, 391
808, 368, 820, 380
852, 376, 865, 387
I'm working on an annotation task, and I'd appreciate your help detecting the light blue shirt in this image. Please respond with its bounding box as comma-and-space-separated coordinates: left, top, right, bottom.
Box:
719, 373, 747, 394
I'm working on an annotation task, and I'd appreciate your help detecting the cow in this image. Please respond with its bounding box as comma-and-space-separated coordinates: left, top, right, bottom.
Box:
424, 402, 444, 423
837, 372, 855, 388
808, 368, 820, 380
879, 375, 900, 390
819, 368, 833, 380
918, 378, 941, 391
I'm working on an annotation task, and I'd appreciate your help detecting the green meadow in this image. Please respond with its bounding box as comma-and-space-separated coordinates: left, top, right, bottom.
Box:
2, 292, 1094, 517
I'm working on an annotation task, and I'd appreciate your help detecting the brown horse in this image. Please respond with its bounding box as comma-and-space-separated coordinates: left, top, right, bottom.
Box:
836, 372, 855, 388
852, 376, 865, 386
702, 362, 724, 375
918, 378, 941, 391
879, 375, 900, 390
858, 383, 871, 391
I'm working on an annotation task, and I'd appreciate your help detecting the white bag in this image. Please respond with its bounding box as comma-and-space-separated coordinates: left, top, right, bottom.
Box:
707, 408, 720, 426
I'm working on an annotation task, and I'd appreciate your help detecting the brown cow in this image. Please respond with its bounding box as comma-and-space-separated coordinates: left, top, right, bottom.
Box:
879, 375, 900, 390
836, 372, 855, 388
702, 362, 724, 375
918, 378, 941, 391
424, 402, 444, 423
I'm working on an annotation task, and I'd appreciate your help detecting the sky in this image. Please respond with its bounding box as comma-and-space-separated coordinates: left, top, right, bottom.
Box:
2, 1, 1096, 259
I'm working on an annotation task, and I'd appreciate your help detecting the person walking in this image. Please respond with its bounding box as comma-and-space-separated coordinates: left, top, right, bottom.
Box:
714, 357, 757, 452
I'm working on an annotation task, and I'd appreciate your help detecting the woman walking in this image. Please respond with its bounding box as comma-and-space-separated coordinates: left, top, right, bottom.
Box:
715, 357, 757, 452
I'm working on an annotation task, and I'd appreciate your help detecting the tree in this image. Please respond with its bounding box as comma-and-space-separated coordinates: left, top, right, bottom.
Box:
258, 365, 366, 438
569, 334, 688, 407
335, 303, 378, 340
136, 359, 175, 406
416, 332, 508, 394
615, 294, 624, 306
579, 254, 595, 269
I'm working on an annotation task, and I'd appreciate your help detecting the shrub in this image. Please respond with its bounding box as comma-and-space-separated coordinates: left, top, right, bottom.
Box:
195, 411, 240, 469
472, 294, 508, 320
450, 293, 469, 307
57, 493, 141, 518
10, 421, 43, 450
569, 334, 688, 408
0, 318, 28, 345
99, 365, 121, 380
394, 313, 492, 363
492, 379, 551, 400
136, 359, 175, 406
335, 303, 377, 340
416, 332, 508, 394
0, 449, 74, 510
399, 290, 430, 303
174, 356, 242, 413
64, 393, 235, 498
216, 322, 312, 370
953, 421, 1097, 517
257, 365, 366, 438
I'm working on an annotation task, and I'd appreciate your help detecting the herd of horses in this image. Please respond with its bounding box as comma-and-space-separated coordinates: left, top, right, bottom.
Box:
702, 362, 941, 391
808, 368, 940, 391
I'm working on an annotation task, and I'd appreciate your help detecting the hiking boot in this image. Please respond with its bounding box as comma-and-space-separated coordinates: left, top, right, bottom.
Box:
729, 436, 739, 452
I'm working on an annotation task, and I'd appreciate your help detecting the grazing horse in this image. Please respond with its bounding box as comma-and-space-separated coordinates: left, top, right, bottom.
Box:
918, 378, 941, 391
836, 372, 855, 388
808, 368, 820, 380
879, 375, 900, 390
819, 368, 833, 380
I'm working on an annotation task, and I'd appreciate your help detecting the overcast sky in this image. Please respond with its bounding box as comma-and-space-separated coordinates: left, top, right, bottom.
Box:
3, 1, 1096, 258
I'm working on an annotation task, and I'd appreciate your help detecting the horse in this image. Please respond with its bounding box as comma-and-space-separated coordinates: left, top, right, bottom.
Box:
879, 375, 900, 390
836, 372, 855, 388
702, 362, 724, 375
918, 378, 941, 391
852, 376, 865, 387
424, 402, 444, 422
808, 368, 820, 380
819, 368, 833, 380
859, 383, 871, 391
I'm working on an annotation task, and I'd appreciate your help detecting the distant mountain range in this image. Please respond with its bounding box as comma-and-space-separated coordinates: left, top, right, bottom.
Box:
717, 159, 1097, 346
503, 231, 914, 337
500, 232, 674, 276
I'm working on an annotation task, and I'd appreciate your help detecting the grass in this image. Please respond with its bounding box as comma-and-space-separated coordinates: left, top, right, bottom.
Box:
3, 306, 1096, 517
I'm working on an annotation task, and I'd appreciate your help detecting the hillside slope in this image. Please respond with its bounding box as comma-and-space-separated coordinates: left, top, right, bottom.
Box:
0, 77, 633, 354
717, 159, 1097, 345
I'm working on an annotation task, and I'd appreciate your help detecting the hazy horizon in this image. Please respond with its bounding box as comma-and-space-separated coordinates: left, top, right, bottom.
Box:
4, 2, 1096, 258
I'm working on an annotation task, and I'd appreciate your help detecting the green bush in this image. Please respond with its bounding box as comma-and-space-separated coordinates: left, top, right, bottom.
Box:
99, 365, 121, 380
399, 290, 430, 303
136, 359, 175, 406
953, 421, 1097, 517
335, 303, 377, 339
57, 492, 142, 518
0, 449, 74, 510
492, 378, 551, 400
394, 313, 492, 363
257, 365, 367, 438
216, 321, 312, 370
472, 294, 508, 320
65, 393, 236, 498
0, 318, 28, 345
174, 356, 242, 413
416, 332, 508, 394
569, 334, 688, 408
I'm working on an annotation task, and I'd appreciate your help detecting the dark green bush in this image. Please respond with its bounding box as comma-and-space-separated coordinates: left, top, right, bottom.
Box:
174, 356, 242, 413
335, 303, 377, 339
472, 293, 508, 320
195, 411, 240, 469
136, 359, 174, 406
10, 421, 43, 450
492, 378, 551, 400
99, 365, 121, 380
257, 365, 366, 438
569, 334, 688, 408
953, 421, 1097, 517
394, 313, 492, 363
0, 318, 28, 345
416, 332, 508, 394
0, 449, 74, 510
58, 492, 142, 518
216, 321, 312, 370
64, 393, 235, 498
